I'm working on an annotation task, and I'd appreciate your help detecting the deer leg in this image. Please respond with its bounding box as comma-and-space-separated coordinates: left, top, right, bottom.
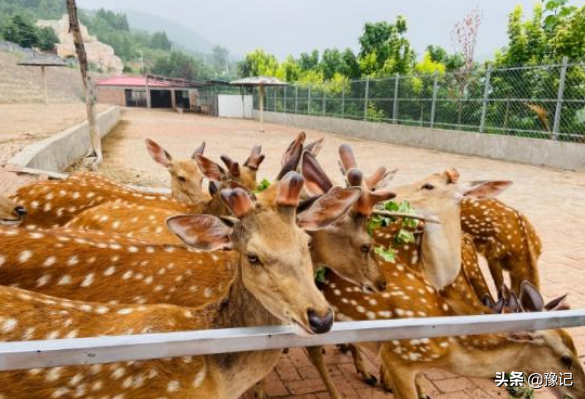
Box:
306, 346, 342, 399
254, 379, 267, 399
347, 344, 377, 386
487, 259, 505, 293
380, 364, 429, 399
389, 368, 419, 399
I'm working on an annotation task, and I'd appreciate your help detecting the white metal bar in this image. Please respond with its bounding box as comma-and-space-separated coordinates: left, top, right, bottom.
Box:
0, 310, 584, 371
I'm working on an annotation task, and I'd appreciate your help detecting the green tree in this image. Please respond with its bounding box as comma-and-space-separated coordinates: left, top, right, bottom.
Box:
320, 48, 342, 80
151, 31, 171, 51
37, 25, 58, 51
237, 49, 279, 77
1, 15, 39, 48
153, 51, 207, 80
211, 45, 229, 74
340, 48, 361, 79
298, 50, 319, 71
358, 17, 414, 76
426, 45, 464, 72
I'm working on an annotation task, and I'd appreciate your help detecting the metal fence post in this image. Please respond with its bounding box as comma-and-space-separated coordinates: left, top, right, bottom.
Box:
553, 56, 569, 140
363, 78, 370, 120
341, 86, 345, 118
392, 74, 400, 123
308, 86, 311, 115
294, 85, 298, 114
283, 86, 287, 114
273, 87, 277, 112
322, 91, 326, 116
430, 71, 439, 128
479, 65, 492, 133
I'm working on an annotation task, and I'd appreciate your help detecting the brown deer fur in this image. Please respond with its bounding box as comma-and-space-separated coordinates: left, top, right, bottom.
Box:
0, 194, 26, 226
461, 198, 542, 294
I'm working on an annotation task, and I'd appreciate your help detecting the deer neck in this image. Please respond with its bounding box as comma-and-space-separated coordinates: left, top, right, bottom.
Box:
420, 206, 462, 289
447, 335, 531, 377
209, 259, 282, 397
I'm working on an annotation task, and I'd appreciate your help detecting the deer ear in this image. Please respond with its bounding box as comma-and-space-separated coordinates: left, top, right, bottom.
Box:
166, 214, 232, 251
445, 168, 460, 183
519, 281, 544, 312
301, 151, 333, 196
304, 137, 324, 158
191, 141, 206, 159
196, 155, 227, 183
462, 181, 513, 199
544, 294, 570, 311
145, 139, 172, 168
298, 187, 361, 231
220, 188, 255, 218
244, 145, 265, 170
367, 167, 397, 191
220, 155, 241, 178
507, 291, 521, 313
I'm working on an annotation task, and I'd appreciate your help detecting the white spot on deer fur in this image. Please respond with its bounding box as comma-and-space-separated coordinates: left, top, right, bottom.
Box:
128, 246, 139, 253
118, 308, 133, 315
144, 276, 153, 285
67, 256, 79, 266
70, 373, 83, 385
122, 271, 133, 280
19, 250, 32, 263
36, 274, 51, 287
66, 330, 78, 339
204, 287, 213, 298
167, 381, 180, 392
81, 273, 94, 287
104, 266, 116, 276
58, 275, 72, 285
112, 367, 126, 379
46, 367, 62, 381
1, 318, 17, 333
0, 255, 5, 267
155, 285, 163, 292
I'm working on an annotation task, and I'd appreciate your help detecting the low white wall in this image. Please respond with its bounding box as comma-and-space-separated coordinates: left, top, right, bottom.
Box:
9, 106, 121, 173
256, 111, 585, 172
218, 95, 253, 119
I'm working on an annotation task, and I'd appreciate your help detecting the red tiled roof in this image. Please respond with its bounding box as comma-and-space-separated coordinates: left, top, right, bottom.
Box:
96, 76, 174, 87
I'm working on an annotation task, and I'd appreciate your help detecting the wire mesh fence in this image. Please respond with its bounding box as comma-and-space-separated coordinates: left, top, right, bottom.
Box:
258, 58, 585, 143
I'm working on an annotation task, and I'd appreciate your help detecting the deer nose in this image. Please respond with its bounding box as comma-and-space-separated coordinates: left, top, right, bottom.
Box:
307, 308, 334, 334
14, 206, 27, 219
375, 279, 387, 292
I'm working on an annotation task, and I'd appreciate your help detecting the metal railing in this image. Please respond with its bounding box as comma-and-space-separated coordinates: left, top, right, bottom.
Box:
1, 310, 584, 371
257, 58, 585, 143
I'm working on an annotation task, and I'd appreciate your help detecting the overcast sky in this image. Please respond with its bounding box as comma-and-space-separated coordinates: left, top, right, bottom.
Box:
77, 0, 562, 60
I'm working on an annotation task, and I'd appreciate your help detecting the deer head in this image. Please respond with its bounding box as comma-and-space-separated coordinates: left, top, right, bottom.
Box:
502, 282, 585, 399
167, 172, 359, 335
301, 148, 394, 293
145, 138, 208, 205
392, 169, 512, 289
0, 195, 26, 226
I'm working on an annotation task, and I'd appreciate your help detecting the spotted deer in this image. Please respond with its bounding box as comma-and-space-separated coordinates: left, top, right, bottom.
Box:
0, 174, 367, 398
0, 194, 26, 226
9, 140, 207, 229
460, 197, 542, 295
0, 173, 361, 314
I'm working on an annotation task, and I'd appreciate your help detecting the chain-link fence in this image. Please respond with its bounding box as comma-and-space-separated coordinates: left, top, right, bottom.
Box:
258, 58, 585, 143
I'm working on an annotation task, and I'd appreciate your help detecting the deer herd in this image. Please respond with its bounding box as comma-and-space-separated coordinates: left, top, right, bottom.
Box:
0, 131, 582, 399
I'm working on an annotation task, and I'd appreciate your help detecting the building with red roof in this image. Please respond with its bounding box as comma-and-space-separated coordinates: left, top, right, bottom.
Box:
96, 74, 205, 110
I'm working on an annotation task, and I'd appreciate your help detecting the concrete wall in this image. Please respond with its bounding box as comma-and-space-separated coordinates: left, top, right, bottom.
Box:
256, 111, 585, 172
9, 106, 121, 173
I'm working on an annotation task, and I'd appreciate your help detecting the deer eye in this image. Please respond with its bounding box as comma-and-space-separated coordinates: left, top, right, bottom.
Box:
178, 176, 187, 183
246, 253, 261, 265
421, 183, 435, 190
561, 355, 573, 368
361, 244, 371, 254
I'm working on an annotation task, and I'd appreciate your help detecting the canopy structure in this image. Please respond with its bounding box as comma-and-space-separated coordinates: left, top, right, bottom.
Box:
18, 53, 68, 105
231, 76, 288, 131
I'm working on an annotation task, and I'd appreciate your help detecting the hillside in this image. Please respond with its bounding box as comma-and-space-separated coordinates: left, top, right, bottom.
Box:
123, 9, 215, 55
0, 51, 106, 104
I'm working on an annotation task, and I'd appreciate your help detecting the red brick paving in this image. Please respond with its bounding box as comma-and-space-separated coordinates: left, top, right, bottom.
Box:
2, 107, 584, 398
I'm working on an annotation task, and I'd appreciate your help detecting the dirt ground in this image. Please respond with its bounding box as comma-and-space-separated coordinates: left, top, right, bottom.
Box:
98, 108, 585, 398
0, 103, 108, 167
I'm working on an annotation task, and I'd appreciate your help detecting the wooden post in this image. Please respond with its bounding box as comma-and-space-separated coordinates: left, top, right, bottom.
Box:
41, 66, 49, 105
66, 0, 102, 169
259, 85, 265, 132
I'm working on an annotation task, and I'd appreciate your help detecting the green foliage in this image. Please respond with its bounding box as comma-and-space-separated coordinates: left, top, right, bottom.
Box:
415, 52, 446, 76
36, 25, 58, 51
254, 178, 271, 193
151, 31, 171, 51
1, 14, 40, 49
152, 51, 207, 80
314, 267, 327, 284
374, 246, 396, 263
366, 102, 385, 122
0, 0, 65, 21
238, 48, 279, 77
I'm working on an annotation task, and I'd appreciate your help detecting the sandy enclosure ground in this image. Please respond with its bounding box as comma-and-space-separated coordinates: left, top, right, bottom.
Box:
0, 103, 108, 166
